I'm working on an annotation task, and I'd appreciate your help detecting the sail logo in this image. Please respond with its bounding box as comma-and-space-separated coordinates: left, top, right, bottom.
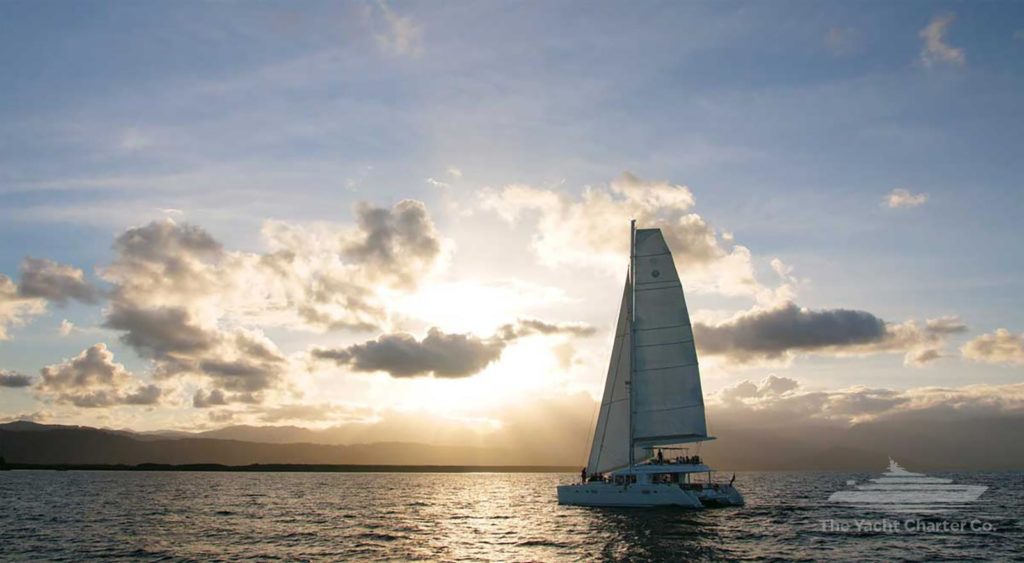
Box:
827, 458, 987, 514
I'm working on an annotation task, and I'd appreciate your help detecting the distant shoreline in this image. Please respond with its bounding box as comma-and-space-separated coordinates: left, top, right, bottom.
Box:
0, 463, 578, 473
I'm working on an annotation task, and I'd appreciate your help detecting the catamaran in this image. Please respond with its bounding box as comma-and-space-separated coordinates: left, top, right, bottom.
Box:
557, 221, 744, 508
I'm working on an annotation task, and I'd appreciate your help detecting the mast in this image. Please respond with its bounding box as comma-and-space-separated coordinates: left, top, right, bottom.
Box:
627, 219, 636, 470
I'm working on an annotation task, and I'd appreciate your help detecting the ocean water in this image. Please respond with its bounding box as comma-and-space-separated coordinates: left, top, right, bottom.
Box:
0, 471, 1020, 561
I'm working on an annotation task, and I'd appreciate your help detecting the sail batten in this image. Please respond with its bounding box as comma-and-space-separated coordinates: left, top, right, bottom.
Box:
636, 403, 704, 414
636, 363, 699, 372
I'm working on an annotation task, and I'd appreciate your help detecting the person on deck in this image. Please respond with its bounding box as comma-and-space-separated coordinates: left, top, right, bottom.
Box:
581, 468, 587, 483
657, 449, 664, 464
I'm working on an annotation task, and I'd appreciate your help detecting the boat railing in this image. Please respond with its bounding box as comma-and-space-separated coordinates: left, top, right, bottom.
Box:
646, 454, 702, 465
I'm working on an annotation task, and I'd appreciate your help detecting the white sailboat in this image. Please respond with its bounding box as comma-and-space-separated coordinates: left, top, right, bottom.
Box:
557, 221, 744, 508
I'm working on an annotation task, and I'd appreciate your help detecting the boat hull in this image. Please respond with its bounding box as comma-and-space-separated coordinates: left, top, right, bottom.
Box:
557, 482, 704, 508
695, 484, 745, 507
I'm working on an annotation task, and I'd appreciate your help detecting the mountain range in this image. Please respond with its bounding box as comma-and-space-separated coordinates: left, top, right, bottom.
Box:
1, 416, 1021, 471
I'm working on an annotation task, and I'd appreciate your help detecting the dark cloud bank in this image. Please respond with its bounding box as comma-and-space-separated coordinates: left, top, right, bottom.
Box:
0, 370, 33, 388
693, 302, 958, 364
313, 319, 595, 378
17, 257, 100, 305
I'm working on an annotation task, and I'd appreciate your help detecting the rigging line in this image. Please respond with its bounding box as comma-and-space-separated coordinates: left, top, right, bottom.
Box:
634, 285, 682, 292
633, 339, 694, 348
636, 277, 678, 284
580, 397, 600, 468
704, 394, 713, 447
635, 280, 678, 286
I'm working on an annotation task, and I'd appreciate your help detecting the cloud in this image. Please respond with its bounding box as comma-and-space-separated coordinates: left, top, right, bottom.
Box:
713, 378, 1024, 426
925, 315, 968, 335
37, 343, 162, 408
256, 403, 371, 424
695, 302, 886, 361
825, 27, 863, 56
105, 304, 286, 393
884, 188, 928, 209
106, 305, 213, 360
193, 389, 228, 408
58, 319, 75, 336
495, 318, 597, 340
313, 318, 594, 378
447, 166, 463, 179
962, 329, 1024, 366
196, 350, 284, 393
0, 370, 33, 388
693, 302, 949, 366
260, 200, 445, 329
313, 327, 506, 378
191, 388, 263, 408
257, 236, 388, 330
898, 316, 967, 366
906, 348, 943, 365
102, 218, 225, 316
719, 375, 800, 402
481, 173, 787, 301
372, 1, 423, 57
17, 257, 99, 305
97, 201, 446, 400
101, 221, 277, 392
0, 275, 46, 340
758, 374, 800, 395
122, 385, 163, 405
552, 341, 581, 371
1, 410, 53, 423
919, 12, 966, 67
1, 257, 103, 339
341, 200, 443, 289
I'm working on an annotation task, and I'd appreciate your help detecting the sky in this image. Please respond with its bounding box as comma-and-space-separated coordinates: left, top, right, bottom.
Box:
1, 1, 1023, 453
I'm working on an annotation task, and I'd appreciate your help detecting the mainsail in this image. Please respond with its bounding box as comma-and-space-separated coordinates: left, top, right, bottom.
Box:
585, 226, 708, 475
630, 228, 708, 448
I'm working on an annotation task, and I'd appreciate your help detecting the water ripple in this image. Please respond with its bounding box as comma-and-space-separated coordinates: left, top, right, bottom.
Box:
0, 471, 1020, 561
